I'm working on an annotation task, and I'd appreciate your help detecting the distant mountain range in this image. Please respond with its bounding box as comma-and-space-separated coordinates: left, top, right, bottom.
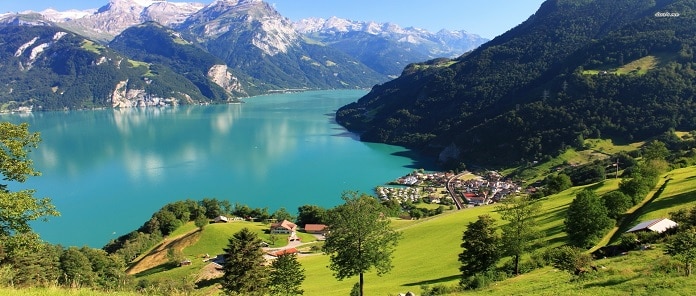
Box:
0, 0, 487, 110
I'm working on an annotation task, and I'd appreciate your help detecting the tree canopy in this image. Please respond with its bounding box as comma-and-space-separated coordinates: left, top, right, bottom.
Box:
459, 215, 501, 279
0, 122, 59, 239
323, 191, 401, 296
268, 252, 305, 296
565, 189, 614, 248
496, 195, 541, 275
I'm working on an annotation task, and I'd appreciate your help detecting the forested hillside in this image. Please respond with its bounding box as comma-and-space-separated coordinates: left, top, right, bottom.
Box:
109, 22, 249, 99
337, 0, 696, 167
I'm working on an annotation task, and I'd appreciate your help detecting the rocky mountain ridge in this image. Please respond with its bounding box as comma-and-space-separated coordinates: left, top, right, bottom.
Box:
295, 16, 485, 58
0, 0, 488, 110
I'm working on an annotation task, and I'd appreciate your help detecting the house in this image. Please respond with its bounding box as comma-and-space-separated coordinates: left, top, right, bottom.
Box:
213, 215, 229, 223
270, 219, 297, 234
304, 224, 328, 234
267, 247, 299, 257
626, 218, 678, 234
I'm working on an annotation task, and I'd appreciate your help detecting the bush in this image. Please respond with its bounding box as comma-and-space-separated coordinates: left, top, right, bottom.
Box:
460, 270, 507, 290
619, 233, 640, 251
546, 246, 593, 275
423, 284, 462, 295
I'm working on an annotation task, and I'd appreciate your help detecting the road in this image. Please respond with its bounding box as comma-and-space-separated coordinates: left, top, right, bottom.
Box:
446, 172, 468, 210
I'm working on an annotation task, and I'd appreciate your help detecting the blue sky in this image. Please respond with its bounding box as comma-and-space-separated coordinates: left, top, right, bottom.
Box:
0, 0, 546, 39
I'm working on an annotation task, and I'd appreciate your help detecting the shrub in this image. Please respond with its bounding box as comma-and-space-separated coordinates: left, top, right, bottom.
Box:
619, 233, 640, 251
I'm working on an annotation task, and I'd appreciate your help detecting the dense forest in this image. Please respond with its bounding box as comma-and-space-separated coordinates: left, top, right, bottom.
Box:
337, 0, 696, 167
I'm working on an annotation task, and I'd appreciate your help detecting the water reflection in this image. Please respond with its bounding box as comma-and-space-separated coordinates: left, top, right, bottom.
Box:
2, 90, 432, 247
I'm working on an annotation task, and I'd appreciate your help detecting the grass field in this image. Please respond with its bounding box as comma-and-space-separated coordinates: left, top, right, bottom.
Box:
581, 53, 675, 76
4, 161, 696, 295
505, 138, 641, 183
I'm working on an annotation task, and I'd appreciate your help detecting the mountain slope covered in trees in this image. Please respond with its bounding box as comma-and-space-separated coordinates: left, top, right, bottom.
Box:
337, 0, 696, 167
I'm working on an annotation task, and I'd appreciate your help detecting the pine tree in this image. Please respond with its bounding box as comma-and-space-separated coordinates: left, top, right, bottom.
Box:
221, 228, 267, 296
268, 252, 305, 296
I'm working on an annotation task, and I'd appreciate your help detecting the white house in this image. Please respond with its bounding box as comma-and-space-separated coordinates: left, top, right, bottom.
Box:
626, 218, 678, 234
213, 215, 229, 223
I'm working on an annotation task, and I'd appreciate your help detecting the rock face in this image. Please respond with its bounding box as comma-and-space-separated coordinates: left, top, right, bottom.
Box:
180, 0, 299, 56
59, 0, 204, 41
207, 64, 246, 98
110, 80, 177, 108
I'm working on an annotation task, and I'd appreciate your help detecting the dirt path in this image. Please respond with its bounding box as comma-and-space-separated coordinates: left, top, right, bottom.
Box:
126, 228, 202, 275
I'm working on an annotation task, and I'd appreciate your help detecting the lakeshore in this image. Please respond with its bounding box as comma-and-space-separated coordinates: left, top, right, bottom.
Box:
5, 90, 436, 247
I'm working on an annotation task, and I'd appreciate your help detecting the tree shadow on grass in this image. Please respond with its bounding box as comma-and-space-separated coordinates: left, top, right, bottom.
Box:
134, 262, 180, 277
583, 275, 639, 289
196, 277, 222, 289
403, 274, 460, 286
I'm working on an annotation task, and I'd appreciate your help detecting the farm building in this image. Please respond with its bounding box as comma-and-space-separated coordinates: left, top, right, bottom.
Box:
626, 218, 678, 234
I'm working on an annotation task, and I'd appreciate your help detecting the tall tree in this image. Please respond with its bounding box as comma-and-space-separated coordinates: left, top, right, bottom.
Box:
296, 205, 327, 227
323, 191, 401, 296
602, 191, 632, 219
565, 189, 614, 248
496, 195, 542, 275
0, 122, 59, 270
642, 140, 669, 161
268, 252, 305, 296
0, 122, 59, 238
59, 247, 95, 288
221, 228, 268, 296
545, 173, 572, 195
271, 207, 295, 222
459, 215, 501, 280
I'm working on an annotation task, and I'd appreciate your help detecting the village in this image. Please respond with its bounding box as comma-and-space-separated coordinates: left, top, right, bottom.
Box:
377, 170, 524, 208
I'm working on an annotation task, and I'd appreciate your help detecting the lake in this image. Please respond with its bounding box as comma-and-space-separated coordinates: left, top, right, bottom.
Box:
4, 90, 434, 247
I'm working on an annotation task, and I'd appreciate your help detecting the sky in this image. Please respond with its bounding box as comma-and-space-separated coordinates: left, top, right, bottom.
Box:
0, 0, 547, 39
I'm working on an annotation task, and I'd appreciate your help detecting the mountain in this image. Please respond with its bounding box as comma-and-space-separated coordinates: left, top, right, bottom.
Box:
57, 0, 205, 42
109, 22, 248, 101
0, 25, 236, 110
295, 17, 488, 77
0, 0, 491, 105
336, 0, 696, 167
177, 0, 386, 91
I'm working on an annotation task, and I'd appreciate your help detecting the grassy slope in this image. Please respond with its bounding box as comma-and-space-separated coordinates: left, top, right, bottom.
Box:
4, 166, 696, 296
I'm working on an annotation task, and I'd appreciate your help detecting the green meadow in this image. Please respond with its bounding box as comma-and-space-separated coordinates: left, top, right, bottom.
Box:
6, 164, 696, 295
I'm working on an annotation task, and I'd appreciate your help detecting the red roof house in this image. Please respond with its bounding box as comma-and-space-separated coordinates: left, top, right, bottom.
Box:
270, 219, 297, 234
304, 224, 328, 234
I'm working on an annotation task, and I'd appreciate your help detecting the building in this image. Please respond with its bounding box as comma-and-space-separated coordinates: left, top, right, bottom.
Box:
213, 215, 229, 223
626, 218, 678, 234
270, 219, 297, 234
304, 224, 328, 234
267, 247, 298, 257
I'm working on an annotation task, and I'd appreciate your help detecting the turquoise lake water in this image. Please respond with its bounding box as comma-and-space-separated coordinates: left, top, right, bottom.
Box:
4, 90, 434, 247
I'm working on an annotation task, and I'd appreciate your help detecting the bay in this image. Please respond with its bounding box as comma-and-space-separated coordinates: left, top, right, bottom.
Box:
4, 90, 434, 248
